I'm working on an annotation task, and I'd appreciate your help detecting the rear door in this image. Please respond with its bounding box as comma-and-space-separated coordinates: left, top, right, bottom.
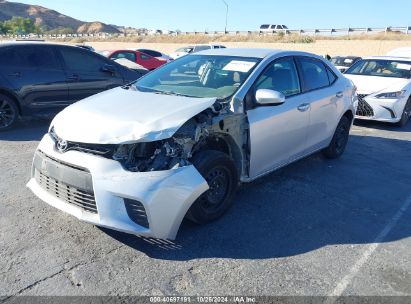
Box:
0, 45, 68, 114
247, 57, 310, 178
295, 56, 342, 151
58, 46, 125, 102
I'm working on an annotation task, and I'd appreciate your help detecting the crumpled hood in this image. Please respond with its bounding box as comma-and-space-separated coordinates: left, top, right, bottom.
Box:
51, 87, 216, 144
344, 74, 410, 94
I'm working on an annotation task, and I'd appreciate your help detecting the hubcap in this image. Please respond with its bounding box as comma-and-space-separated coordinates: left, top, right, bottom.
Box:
200, 166, 230, 212
0, 100, 15, 128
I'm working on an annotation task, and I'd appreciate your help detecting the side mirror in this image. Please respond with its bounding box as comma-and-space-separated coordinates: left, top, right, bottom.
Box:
101, 64, 116, 74
255, 89, 285, 105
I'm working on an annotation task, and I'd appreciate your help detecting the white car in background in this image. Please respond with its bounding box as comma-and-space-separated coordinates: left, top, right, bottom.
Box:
27, 49, 355, 240
259, 24, 288, 33
345, 56, 411, 126
169, 44, 226, 59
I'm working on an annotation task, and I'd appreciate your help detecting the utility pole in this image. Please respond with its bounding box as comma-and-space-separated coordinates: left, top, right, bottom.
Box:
221, 0, 228, 33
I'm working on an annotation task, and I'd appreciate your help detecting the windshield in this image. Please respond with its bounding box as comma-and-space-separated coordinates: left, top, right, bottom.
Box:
331, 57, 356, 67
346, 59, 411, 78
134, 55, 260, 99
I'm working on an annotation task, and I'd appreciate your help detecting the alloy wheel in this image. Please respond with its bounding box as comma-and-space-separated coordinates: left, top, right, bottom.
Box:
0, 99, 16, 129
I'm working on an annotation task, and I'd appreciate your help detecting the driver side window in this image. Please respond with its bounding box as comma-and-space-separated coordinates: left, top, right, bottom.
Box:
255, 57, 301, 97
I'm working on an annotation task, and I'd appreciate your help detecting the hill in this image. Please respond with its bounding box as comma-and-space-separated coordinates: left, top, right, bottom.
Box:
0, 0, 120, 33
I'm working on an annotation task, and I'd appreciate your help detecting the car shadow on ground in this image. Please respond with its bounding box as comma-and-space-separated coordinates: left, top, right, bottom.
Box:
0, 118, 50, 141
102, 133, 411, 260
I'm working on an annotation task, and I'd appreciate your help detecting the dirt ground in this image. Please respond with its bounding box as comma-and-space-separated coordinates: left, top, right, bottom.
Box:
82, 40, 411, 57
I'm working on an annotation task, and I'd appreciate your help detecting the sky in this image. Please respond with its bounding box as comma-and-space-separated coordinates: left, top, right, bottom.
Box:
15, 0, 411, 32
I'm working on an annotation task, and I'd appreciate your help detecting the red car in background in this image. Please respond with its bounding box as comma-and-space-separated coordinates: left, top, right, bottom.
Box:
107, 50, 167, 70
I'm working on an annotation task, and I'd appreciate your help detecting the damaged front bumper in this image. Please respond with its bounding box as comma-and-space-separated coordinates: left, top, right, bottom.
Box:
27, 134, 209, 240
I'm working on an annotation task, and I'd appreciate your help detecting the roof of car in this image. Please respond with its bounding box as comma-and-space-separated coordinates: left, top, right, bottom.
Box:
195, 48, 316, 59
364, 56, 411, 62
0, 41, 91, 50
0, 40, 57, 47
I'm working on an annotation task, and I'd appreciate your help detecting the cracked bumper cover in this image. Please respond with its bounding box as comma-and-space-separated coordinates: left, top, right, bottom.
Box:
27, 134, 209, 240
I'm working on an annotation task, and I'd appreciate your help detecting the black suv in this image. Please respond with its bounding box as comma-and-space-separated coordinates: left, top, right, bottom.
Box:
0, 42, 147, 130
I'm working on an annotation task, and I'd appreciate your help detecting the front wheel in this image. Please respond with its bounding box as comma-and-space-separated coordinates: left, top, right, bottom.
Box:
0, 94, 18, 131
397, 98, 411, 127
322, 116, 351, 159
186, 150, 239, 225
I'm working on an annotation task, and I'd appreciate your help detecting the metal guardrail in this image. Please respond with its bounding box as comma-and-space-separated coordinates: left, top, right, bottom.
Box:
1, 26, 410, 40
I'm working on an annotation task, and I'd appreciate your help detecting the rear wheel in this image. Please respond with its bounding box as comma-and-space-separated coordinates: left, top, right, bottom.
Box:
397, 98, 411, 127
0, 94, 18, 131
186, 150, 239, 225
322, 116, 351, 159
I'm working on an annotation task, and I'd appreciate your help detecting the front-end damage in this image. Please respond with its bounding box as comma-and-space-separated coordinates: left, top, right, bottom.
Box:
110, 106, 249, 178
28, 100, 250, 240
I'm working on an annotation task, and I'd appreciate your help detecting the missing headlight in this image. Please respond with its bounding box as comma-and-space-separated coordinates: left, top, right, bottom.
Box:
113, 140, 191, 172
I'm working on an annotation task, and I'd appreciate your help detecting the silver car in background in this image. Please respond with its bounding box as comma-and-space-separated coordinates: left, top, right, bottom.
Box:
27, 49, 356, 239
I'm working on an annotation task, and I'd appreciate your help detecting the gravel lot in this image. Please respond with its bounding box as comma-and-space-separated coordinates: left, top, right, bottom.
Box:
1, 118, 410, 297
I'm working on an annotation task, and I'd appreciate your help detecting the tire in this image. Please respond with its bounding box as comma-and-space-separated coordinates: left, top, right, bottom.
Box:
397, 98, 411, 128
186, 150, 239, 225
322, 116, 351, 159
0, 94, 18, 131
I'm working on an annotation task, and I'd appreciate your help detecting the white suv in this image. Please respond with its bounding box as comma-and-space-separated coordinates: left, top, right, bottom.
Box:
260, 24, 289, 33
170, 44, 226, 59
28, 49, 356, 240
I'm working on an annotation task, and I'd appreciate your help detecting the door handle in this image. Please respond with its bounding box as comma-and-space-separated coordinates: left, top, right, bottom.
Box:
67, 74, 79, 81
8, 72, 21, 77
336, 91, 344, 98
297, 103, 310, 112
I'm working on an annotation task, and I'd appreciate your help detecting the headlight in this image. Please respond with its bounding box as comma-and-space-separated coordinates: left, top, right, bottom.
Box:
375, 90, 406, 99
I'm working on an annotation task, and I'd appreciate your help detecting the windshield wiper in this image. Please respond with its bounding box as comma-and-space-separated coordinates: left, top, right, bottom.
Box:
153, 90, 192, 97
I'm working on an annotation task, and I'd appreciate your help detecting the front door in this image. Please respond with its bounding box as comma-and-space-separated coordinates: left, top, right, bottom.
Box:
247, 57, 310, 178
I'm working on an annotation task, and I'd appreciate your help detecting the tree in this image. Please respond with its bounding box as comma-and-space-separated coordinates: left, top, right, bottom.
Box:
0, 22, 6, 34
3, 17, 40, 34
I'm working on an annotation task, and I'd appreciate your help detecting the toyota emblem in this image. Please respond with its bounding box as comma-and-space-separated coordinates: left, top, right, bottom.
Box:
57, 139, 68, 153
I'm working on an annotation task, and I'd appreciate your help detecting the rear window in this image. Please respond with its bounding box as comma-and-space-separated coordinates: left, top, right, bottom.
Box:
260, 24, 270, 29
139, 49, 162, 57
59, 47, 110, 72
0, 45, 60, 69
194, 45, 211, 52
298, 57, 331, 91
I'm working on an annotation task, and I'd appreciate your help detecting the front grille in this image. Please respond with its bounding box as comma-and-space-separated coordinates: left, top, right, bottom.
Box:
356, 94, 374, 117
124, 199, 149, 228
49, 128, 115, 157
36, 170, 98, 214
